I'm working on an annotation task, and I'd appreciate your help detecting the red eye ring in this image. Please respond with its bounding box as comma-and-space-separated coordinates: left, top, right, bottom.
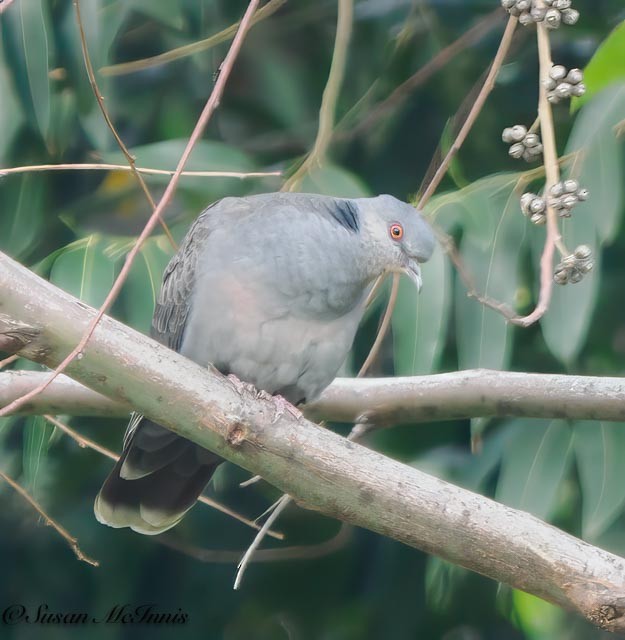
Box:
389, 223, 404, 240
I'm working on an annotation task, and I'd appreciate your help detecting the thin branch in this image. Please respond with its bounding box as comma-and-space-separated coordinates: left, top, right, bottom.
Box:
282, 0, 354, 191
234, 494, 292, 589
0, 468, 98, 566
99, 0, 287, 77
0, 354, 19, 370
357, 273, 400, 377
337, 10, 504, 141
511, 20, 567, 328
6, 368, 625, 425
159, 523, 351, 564
0, 163, 281, 179
73, 0, 176, 248
419, 16, 518, 208
0, 0, 262, 420
41, 414, 283, 540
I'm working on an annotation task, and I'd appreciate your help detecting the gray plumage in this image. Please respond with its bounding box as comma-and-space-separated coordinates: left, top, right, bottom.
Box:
95, 192, 435, 534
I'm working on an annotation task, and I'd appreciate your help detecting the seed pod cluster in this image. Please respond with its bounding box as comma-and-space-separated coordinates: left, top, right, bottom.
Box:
554, 245, 593, 285
548, 179, 589, 217
544, 65, 585, 103
500, 0, 579, 28
502, 125, 543, 162
520, 192, 547, 225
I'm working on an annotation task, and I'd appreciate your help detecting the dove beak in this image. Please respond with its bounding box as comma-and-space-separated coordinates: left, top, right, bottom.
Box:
403, 259, 422, 292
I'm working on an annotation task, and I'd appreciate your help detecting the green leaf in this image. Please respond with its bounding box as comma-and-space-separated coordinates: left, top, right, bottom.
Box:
0, 47, 24, 160
573, 421, 625, 540
453, 180, 527, 370
18, 0, 52, 139
299, 164, 371, 198
22, 416, 54, 498
572, 20, 625, 110
392, 242, 450, 375
496, 419, 572, 520
565, 84, 625, 244
0, 175, 46, 260
49, 235, 116, 307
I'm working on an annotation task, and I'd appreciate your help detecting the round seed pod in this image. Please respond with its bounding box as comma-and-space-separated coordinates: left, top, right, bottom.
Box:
524, 133, 541, 148
545, 9, 562, 28
579, 260, 594, 273
529, 197, 546, 214
577, 188, 589, 201
530, 7, 547, 21
510, 124, 527, 142
555, 82, 573, 99
562, 8, 579, 24
519, 12, 534, 25
542, 78, 557, 91
571, 82, 586, 97
501, 0, 516, 8
549, 64, 568, 81
561, 194, 579, 210
516, 0, 531, 10
563, 179, 579, 193
562, 254, 577, 269
566, 68, 583, 84
502, 127, 515, 143
547, 93, 561, 104
554, 268, 569, 285
509, 142, 525, 159
531, 213, 546, 225
574, 244, 592, 260
550, 182, 564, 198
569, 269, 583, 284
553, 0, 571, 9
520, 192, 535, 214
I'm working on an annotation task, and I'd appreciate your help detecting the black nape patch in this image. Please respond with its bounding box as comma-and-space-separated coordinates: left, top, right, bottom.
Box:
327, 199, 360, 233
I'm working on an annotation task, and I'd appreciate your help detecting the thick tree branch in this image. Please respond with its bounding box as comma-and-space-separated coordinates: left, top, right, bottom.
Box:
2, 369, 625, 425
1, 251, 625, 632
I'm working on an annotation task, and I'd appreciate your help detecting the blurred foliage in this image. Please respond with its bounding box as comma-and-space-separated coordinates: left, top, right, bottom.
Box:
1, 1, 625, 639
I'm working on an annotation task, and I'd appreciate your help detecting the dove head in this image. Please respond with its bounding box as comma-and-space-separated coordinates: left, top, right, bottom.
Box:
355, 194, 436, 290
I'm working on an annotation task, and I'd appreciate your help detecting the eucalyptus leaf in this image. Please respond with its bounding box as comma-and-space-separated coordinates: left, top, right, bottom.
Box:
573, 421, 625, 540
49, 235, 116, 307
392, 242, 449, 375
300, 164, 371, 198
22, 416, 54, 499
572, 20, 625, 110
495, 419, 573, 520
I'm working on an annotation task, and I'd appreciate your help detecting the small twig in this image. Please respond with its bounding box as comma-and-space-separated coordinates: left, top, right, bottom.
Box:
234, 494, 292, 589
419, 15, 518, 208
511, 20, 567, 328
283, 0, 354, 191
0, 468, 98, 566
0, 163, 281, 179
337, 10, 503, 141
0, 0, 261, 420
357, 273, 400, 377
0, 354, 19, 370
240, 474, 263, 488
159, 523, 351, 564
99, 0, 286, 77
73, 0, 176, 248
42, 414, 283, 540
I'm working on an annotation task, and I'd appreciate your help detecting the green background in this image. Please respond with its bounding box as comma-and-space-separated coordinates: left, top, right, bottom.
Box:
1, 1, 625, 638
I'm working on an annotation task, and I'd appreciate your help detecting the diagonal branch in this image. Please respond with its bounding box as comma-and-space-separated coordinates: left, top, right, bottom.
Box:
1, 251, 625, 632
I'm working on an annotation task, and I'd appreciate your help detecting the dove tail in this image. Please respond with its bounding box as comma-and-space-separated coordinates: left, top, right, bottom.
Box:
94, 417, 221, 535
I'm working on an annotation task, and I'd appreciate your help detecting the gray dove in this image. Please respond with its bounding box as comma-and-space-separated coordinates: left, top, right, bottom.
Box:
95, 192, 435, 534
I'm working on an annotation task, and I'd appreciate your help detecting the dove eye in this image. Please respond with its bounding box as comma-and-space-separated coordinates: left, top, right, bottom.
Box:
389, 223, 404, 240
